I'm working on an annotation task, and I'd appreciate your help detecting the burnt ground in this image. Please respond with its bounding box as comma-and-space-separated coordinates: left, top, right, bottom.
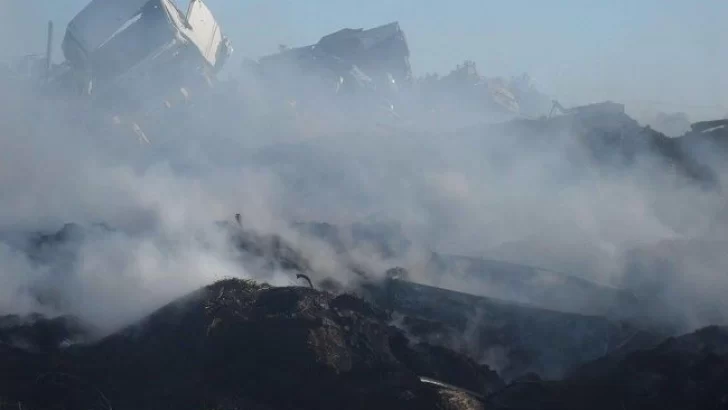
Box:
0, 280, 504, 410
363, 278, 665, 381
1, 279, 727, 410
4, 116, 728, 410
1, 218, 728, 409
0, 314, 92, 353
490, 325, 728, 410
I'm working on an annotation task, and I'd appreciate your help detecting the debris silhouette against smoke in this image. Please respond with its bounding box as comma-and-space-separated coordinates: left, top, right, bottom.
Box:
2, 0, 728, 345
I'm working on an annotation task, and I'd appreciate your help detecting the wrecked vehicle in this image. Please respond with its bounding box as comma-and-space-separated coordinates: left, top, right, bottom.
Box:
239, 22, 553, 131
244, 22, 411, 127
257, 21, 411, 93
36, 0, 233, 142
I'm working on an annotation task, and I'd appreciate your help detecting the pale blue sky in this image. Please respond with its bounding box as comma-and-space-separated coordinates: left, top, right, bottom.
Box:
2, 0, 727, 118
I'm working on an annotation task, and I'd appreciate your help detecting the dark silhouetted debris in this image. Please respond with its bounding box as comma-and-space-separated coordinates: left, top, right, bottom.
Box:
217, 220, 313, 276
690, 119, 728, 134
460, 102, 723, 187
296, 273, 314, 289
3, 4, 728, 409
293, 220, 639, 318
0, 280, 504, 410
240, 22, 409, 127
2, 279, 724, 410
492, 325, 728, 410
364, 279, 664, 381
0, 314, 93, 353
258, 22, 411, 89
9, 0, 233, 143
2, 216, 727, 409
423, 252, 641, 319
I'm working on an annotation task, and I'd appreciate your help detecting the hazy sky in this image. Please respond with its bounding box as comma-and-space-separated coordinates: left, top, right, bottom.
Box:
1, 0, 726, 118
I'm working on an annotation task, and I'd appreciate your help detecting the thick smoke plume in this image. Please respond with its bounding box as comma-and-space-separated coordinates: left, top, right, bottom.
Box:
1, 5, 728, 338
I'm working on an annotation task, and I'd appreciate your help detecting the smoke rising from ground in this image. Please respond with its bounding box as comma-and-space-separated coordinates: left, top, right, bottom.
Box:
1, 8, 728, 338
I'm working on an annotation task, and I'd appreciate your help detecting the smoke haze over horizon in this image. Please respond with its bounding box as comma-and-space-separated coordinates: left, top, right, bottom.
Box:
1, 0, 726, 120
0, 0, 728, 337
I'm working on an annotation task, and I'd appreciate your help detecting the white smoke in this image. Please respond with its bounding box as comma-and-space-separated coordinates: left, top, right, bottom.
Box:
1, 1, 727, 337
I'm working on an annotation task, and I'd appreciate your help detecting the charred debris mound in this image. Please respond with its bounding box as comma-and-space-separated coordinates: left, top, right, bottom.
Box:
365, 279, 664, 381
1, 279, 726, 410
0, 314, 92, 353
2, 221, 728, 409
457, 101, 728, 187
490, 325, 728, 410
0, 279, 504, 410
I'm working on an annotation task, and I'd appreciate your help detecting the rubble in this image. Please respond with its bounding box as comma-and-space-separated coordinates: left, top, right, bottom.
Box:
2, 217, 728, 408
0, 279, 725, 410
0, 280, 503, 410
363, 278, 663, 381
0, 314, 93, 352
60, 0, 232, 91
238, 22, 410, 129
13, 221, 660, 380
293, 221, 640, 319
6, 8, 728, 152
459, 101, 724, 186
686, 118, 728, 141
8, 0, 233, 142
258, 22, 412, 87
15, 218, 657, 343
231, 25, 554, 132
3, 7, 728, 408
492, 325, 728, 410
417, 62, 552, 124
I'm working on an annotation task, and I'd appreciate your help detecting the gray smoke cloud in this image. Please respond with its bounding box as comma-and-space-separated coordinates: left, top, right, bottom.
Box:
1, 1, 728, 337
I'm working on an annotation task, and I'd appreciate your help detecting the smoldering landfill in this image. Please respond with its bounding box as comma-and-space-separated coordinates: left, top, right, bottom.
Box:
4, 0, 726, 147
2, 1, 728, 410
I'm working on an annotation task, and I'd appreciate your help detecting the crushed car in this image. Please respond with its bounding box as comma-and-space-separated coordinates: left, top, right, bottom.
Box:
243, 22, 411, 128
19, 0, 233, 142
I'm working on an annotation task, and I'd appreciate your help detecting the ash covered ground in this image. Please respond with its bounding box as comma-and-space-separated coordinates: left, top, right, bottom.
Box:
1, 2, 728, 409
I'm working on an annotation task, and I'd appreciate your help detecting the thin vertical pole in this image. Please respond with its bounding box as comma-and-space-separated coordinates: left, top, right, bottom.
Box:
45, 20, 54, 78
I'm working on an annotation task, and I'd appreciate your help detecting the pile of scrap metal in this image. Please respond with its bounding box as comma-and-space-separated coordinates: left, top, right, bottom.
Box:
416, 62, 553, 126
242, 22, 411, 125
25, 0, 233, 142
237, 23, 554, 130
417, 61, 519, 122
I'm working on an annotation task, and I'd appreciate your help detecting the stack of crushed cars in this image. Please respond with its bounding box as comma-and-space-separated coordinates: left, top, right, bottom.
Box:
7, 0, 233, 143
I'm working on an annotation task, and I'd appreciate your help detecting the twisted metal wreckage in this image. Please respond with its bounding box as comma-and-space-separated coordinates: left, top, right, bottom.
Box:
15, 0, 422, 142
16, 0, 233, 143
12, 0, 540, 142
9, 0, 727, 145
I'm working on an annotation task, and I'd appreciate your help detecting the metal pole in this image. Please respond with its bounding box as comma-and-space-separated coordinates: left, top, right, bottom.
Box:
45, 20, 54, 79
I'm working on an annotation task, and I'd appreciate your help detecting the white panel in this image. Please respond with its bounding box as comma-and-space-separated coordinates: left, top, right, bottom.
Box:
159, 0, 192, 34
66, 0, 152, 54
185, 0, 223, 66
